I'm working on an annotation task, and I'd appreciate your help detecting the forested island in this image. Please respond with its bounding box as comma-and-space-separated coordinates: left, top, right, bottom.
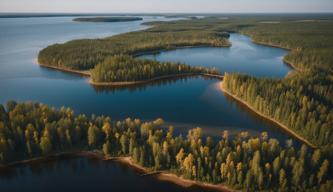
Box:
73, 17, 143, 22
0, 101, 332, 191
38, 25, 229, 84
38, 30, 229, 70
90, 55, 220, 85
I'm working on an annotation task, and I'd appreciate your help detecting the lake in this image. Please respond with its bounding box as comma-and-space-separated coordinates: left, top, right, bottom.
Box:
142, 33, 290, 78
0, 16, 294, 192
0, 156, 219, 192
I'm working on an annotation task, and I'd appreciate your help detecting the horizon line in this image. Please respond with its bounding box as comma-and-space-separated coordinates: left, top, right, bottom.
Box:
1, 11, 333, 14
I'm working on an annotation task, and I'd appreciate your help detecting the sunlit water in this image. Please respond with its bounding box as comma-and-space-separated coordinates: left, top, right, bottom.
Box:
0, 16, 295, 192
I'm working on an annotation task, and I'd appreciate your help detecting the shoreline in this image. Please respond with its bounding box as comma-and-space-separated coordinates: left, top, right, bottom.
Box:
1, 151, 233, 192
39, 63, 91, 77
112, 157, 233, 192
37, 32, 316, 148
0, 151, 104, 168
131, 43, 231, 57
234, 34, 317, 148
39, 61, 223, 86
90, 73, 223, 86
219, 81, 316, 149
73, 17, 143, 23
247, 36, 308, 73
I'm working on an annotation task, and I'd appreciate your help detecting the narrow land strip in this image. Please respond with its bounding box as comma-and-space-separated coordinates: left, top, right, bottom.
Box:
39, 61, 223, 86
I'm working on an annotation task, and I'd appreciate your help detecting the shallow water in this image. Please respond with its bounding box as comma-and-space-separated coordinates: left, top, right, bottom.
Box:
0, 16, 297, 191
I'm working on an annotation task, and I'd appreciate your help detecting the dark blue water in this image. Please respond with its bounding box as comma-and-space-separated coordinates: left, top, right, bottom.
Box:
0, 16, 296, 192
0, 156, 216, 192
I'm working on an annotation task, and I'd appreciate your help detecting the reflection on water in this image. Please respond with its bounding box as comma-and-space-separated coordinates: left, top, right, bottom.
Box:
222, 91, 299, 148
0, 16, 300, 191
0, 17, 298, 145
0, 156, 222, 192
91, 75, 218, 93
142, 33, 291, 78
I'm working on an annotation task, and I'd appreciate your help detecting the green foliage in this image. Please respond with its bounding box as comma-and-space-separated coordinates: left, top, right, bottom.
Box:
32, 16, 333, 190
241, 21, 333, 72
91, 55, 219, 82
0, 101, 332, 191
223, 72, 333, 147
38, 30, 229, 70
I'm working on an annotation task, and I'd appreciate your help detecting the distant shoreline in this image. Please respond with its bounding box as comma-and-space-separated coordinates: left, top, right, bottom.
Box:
73, 17, 143, 23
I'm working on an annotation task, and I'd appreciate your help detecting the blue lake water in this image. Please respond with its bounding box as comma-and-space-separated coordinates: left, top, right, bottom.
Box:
142, 33, 290, 78
0, 16, 295, 192
0, 156, 216, 192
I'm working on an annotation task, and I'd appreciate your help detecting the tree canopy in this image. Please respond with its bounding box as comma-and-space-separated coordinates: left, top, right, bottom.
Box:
91, 55, 219, 82
0, 101, 332, 191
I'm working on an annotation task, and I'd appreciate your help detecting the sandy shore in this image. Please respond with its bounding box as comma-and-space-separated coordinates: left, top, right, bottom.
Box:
219, 81, 316, 148
109, 156, 234, 192
155, 172, 234, 192
1, 151, 234, 192
39, 63, 91, 77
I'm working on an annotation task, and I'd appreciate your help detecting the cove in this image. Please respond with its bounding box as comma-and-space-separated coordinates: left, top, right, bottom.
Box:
141, 33, 290, 78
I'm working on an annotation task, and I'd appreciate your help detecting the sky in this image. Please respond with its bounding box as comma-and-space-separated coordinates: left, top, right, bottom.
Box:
0, 0, 333, 13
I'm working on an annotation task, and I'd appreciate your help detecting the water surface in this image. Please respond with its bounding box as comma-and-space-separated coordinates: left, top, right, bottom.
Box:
142, 33, 290, 78
0, 156, 218, 192
0, 16, 297, 192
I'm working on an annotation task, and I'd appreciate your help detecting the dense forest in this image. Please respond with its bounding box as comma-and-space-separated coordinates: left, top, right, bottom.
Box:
241, 21, 333, 72
221, 17, 333, 150
37, 16, 333, 142
223, 72, 333, 147
144, 16, 333, 72
38, 30, 229, 70
91, 55, 219, 82
38, 16, 333, 143
147, 16, 333, 150
34, 17, 333, 191
0, 101, 332, 191
73, 17, 143, 22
